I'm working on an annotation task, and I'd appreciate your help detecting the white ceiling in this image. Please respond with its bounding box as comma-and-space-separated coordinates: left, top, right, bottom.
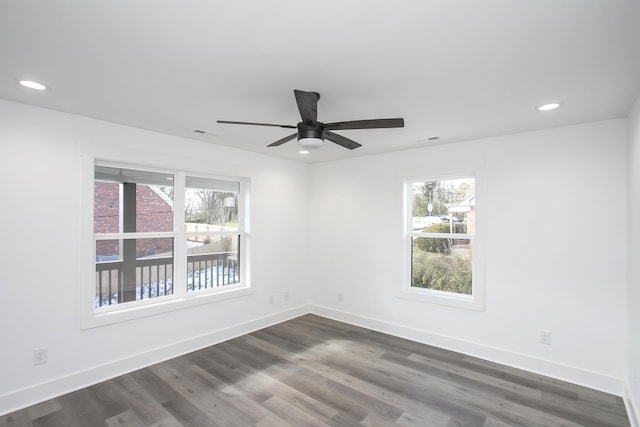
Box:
1, 1, 639, 163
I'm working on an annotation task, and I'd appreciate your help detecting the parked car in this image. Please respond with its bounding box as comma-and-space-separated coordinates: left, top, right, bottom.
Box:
412, 216, 441, 230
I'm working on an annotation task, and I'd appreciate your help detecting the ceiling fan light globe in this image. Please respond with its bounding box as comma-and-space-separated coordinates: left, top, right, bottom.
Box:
298, 137, 323, 150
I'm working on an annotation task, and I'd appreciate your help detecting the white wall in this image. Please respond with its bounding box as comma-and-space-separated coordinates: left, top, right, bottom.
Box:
0, 99, 311, 414
0, 97, 633, 416
628, 93, 640, 423
309, 119, 629, 394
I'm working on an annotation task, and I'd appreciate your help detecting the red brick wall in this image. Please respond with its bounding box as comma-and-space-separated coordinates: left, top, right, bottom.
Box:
94, 182, 174, 258
94, 182, 120, 234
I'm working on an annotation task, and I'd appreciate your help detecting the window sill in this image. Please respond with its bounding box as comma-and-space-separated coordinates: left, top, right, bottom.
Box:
80, 285, 254, 329
397, 286, 484, 311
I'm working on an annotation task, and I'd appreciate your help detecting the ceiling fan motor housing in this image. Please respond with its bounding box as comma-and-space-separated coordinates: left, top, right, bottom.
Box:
297, 122, 324, 149
297, 122, 324, 140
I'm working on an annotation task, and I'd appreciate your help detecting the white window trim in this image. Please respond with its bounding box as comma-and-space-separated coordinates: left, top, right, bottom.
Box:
398, 174, 484, 311
80, 157, 252, 329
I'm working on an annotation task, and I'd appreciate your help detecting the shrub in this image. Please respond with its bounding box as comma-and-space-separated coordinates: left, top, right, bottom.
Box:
411, 250, 472, 294
415, 222, 466, 254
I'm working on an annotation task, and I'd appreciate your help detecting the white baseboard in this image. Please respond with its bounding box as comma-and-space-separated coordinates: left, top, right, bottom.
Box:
310, 305, 626, 397
0, 304, 310, 416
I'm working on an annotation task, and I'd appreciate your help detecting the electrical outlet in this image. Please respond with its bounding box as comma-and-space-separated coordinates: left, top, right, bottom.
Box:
284, 291, 290, 301
269, 295, 275, 304
540, 331, 552, 345
337, 292, 343, 302
33, 348, 48, 365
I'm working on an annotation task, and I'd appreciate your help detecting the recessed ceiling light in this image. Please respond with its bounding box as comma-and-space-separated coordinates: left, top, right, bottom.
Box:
19, 80, 47, 90
538, 102, 561, 111
299, 150, 310, 154
417, 136, 442, 144
193, 129, 221, 136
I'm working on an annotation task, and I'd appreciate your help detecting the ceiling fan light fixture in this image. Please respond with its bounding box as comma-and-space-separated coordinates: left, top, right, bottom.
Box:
298, 137, 323, 150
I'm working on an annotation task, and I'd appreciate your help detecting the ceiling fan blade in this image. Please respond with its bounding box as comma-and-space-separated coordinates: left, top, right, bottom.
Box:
217, 120, 296, 129
294, 90, 319, 125
324, 130, 362, 150
267, 133, 297, 147
324, 118, 404, 130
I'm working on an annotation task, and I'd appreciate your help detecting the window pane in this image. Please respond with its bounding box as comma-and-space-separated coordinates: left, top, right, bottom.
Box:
411, 178, 474, 234
411, 236, 472, 295
94, 166, 174, 233
185, 176, 239, 229
187, 234, 240, 291
95, 237, 174, 307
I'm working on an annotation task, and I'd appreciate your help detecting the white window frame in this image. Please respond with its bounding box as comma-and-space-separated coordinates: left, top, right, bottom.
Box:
80, 159, 252, 329
399, 174, 484, 311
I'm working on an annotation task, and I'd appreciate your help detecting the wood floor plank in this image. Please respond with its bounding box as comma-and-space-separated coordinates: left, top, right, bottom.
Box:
56, 389, 108, 427
0, 409, 33, 427
150, 360, 266, 426
84, 379, 133, 421
105, 409, 147, 427
127, 369, 179, 407
319, 344, 492, 422
262, 396, 328, 427
405, 352, 543, 400
482, 416, 522, 427
396, 408, 452, 427
108, 375, 177, 426
326, 411, 368, 427
26, 400, 61, 422
265, 362, 405, 424
231, 365, 339, 422
148, 417, 184, 427
345, 343, 585, 426
1, 314, 631, 426
243, 331, 432, 420
30, 410, 69, 427
253, 413, 292, 427
161, 393, 219, 427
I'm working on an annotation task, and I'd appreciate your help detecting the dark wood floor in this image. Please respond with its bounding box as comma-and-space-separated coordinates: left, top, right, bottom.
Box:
1, 314, 630, 426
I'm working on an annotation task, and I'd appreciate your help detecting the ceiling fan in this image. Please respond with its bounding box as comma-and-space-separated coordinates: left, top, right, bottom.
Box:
217, 90, 404, 150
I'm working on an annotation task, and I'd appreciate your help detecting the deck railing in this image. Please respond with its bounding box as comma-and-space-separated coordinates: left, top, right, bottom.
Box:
95, 252, 239, 307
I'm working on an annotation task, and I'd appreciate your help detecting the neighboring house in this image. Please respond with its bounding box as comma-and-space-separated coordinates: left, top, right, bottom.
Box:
446, 188, 475, 235
94, 182, 174, 260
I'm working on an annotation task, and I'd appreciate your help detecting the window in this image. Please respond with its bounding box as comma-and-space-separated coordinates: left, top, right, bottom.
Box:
83, 161, 250, 328
94, 165, 176, 307
402, 176, 483, 310
184, 176, 241, 293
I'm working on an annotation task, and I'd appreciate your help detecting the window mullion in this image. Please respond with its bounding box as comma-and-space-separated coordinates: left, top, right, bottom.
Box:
410, 232, 474, 239
95, 231, 175, 240
185, 230, 235, 238
173, 172, 187, 298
